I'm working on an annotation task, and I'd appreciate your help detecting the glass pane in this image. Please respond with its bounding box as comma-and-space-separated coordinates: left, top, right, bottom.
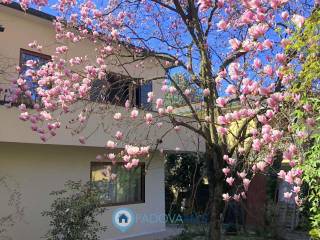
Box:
138, 82, 152, 110
91, 163, 142, 205
20, 51, 50, 105
90, 75, 130, 105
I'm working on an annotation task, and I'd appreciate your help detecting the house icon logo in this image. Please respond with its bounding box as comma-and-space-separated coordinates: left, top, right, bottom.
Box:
112, 208, 136, 232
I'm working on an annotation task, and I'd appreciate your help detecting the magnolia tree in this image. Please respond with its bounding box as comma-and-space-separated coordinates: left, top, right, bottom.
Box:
2, 0, 319, 238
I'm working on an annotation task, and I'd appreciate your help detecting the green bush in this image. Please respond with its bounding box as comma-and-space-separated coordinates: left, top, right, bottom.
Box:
42, 181, 107, 240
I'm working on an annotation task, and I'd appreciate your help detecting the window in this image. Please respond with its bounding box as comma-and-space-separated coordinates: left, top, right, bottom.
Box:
90, 73, 131, 105
19, 49, 51, 105
89, 73, 152, 109
136, 81, 153, 110
90, 162, 145, 206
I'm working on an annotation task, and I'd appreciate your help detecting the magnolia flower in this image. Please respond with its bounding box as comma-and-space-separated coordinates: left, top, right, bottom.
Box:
226, 177, 235, 186
237, 171, 247, 179
216, 97, 228, 107
184, 89, 191, 96
108, 153, 116, 160
217, 19, 228, 30
145, 113, 153, 125
281, 11, 289, 20
222, 193, 231, 201
19, 112, 29, 121
233, 194, 241, 202
292, 14, 305, 28
217, 127, 228, 135
253, 58, 262, 69
243, 178, 250, 191
79, 136, 86, 144
222, 167, 231, 176
113, 112, 122, 120
256, 161, 267, 172
306, 117, 316, 127
169, 86, 176, 94
156, 98, 164, 108
252, 139, 262, 152
130, 109, 139, 119
125, 145, 140, 156
283, 192, 292, 200
263, 65, 273, 76
125, 100, 130, 109
147, 92, 154, 102
293, 186, 301, 194
131, 158, 140, 167
225, 85, 237, 95
174, 126, 181, 131
203, 88, 210, 97
229, 38, 241, 50
115, 131, 123, 140
106, 140, 116, 149
166, 106, 174, 114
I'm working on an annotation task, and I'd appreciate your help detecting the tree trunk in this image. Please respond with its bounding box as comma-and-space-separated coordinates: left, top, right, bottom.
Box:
206, 144, 224, 240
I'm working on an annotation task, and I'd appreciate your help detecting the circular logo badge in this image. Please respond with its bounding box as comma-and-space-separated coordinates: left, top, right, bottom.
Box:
112, 208, 136, 232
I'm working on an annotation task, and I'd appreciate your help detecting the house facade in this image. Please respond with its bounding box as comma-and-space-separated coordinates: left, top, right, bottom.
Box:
0, 3, 203, 240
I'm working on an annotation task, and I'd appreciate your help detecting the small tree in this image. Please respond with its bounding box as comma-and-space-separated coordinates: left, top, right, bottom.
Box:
42, 181, 107, 240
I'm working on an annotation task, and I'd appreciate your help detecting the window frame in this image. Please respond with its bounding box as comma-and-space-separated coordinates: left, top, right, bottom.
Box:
90, 161, 146, 207
19, 48, 51, 107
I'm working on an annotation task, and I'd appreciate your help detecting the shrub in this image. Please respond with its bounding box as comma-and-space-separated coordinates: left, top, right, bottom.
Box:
42, 181, 107, 240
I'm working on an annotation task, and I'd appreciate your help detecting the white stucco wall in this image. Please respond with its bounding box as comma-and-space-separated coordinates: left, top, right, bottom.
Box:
0, 142, 165, 240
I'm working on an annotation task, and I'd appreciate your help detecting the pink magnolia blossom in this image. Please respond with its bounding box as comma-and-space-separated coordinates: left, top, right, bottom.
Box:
166, 106, 174, 114
216, 97, 228, 107
115, 131, 123, 140
156, 98, 164, 108
131, 158, 140, 167
106, 140, 116, 149
256, 161, 267, 172
252, 139, 262, 152
198, 0, 212, 11
217, 19, 228, 30
113, 112, 122, 120
226, 177, 235, 186
233, 194, 241, 202
203, 88, 210, 97
147, 92, 154, 102
222, 167, 231, 176
225, 85, 237, 95
303, 104, 312, 112
281, 11, 289, 20
263, 65, 273, 76
229, 38, 241, 50
130, 109, 139, 119
243, 178, 250, 191
217, 127, 228, 135
79, 136, 85, 144
108, 153, 116, 161
253, 58, 262, 69
145, 113, 153, 125
263, 39, 273, 49
292, 14, 305, 28
169, 86, 176, 94
306, 117, 316, 127
184, 89, 191, 96
222, 193, 231, 201
237, 171, 247, 179
283, 192, 292, 200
